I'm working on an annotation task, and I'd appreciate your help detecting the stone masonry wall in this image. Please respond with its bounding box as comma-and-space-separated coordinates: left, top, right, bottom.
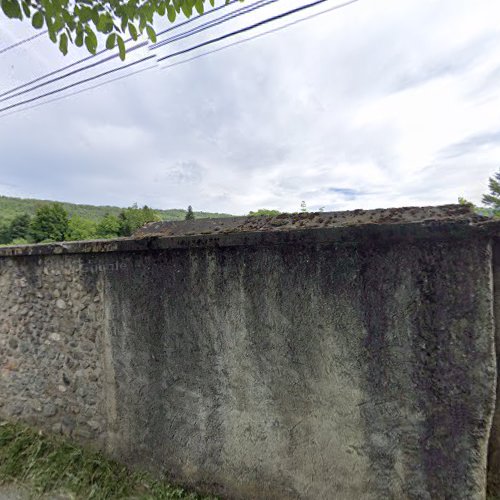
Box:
0, 206, 499, 499
0, 254, 107, 443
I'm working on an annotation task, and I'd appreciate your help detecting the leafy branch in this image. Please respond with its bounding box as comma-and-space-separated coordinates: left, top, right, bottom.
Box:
1, 0, 238, 60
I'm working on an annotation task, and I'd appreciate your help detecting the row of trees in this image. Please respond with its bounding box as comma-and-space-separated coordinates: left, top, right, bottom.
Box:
0, 203, 163, 245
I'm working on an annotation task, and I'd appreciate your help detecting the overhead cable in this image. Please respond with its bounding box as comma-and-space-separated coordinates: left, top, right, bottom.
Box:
158, 0, 359, 62
0, 0, 238, 98
0, 0, 361, 116
0, 30, 47, 56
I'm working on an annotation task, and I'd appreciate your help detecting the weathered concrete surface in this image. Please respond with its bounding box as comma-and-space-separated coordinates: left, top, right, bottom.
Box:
0, 205, 498, 499
100, 238, 495, 499
488, 240, 500, 497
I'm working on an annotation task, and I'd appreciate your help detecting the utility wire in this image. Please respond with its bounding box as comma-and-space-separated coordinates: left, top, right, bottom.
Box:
160, 0, 360, 70
0, 30, 47, 56
0, 0, 237, 98
0, 41, 148, 103
0, 65, 157, 118
151, 0, 275, 49
0, 0, 361, 116
155, 0, 238, 37
0, 54, 155, 114
0, 38, 135, 99
158, 0, 358, 62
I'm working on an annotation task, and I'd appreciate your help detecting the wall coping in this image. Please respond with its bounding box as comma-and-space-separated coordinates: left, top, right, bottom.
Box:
0, 204, 498, 257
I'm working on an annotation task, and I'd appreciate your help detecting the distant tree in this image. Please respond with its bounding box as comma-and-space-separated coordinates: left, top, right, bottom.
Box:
248, 209, 281, 217
96, 214, 121, 239
9, 213, 32, 241
300, 201, 307, 213
66, 216, 97, 241
30, 203, 69, 243
185, 205, 195, 221
118, 204, 161, 236
0, 224, 11, 244
482, 169, 500, 213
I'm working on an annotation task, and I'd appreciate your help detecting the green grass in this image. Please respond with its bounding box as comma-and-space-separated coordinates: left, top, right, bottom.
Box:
0, 195, 233, 225
0, 421, 217, 500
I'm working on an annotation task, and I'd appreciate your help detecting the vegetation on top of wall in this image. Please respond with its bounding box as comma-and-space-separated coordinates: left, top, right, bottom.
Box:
0, 420, 217, 500
248, 209, 282, 217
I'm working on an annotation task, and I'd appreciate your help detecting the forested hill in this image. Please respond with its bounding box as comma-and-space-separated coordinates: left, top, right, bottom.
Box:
0, 195, 232, 225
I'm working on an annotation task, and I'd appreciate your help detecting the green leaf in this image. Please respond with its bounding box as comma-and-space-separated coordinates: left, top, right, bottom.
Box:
75, 29, 84, 47
145, 25, 156, 43
59, 32, 68, 55
120, 15, 128, 32
117, 35, 126, 61
84, 30, 97, 53
90, 6, 99, 26
48, 27, 57, 43
128, 22, 138, 40
181, 2, 192, 17
96, 14, 107, 31
105, 33, 116, 50
138, 14, 146, 31
1, 0, 22, 20
166, 4, 175, 22
194, 0, 204, 15
78, 6, 92, 22
21, 0, 29, 17
32, 11, 44, 28
52, 14, 64, 31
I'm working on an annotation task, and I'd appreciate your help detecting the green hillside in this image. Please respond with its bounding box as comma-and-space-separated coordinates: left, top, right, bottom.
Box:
0, 195, 233, 225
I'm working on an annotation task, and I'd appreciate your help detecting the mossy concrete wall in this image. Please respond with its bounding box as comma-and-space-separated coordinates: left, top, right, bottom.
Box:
0, 205, 499, 499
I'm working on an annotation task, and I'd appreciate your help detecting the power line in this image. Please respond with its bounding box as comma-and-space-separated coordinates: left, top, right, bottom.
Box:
0, 39, 134, 99
0, 41, 148, 104
156, 0, 239, 37
0, 0, 270, 102
158, 0, 358, 62
0, 30, 47, 56
0, 0, 238, 98
0, 65, 157, 118
151, 0, 276, 49
160, 0, 360, 70
0, 0, 361, 117
0, 55, 155, 114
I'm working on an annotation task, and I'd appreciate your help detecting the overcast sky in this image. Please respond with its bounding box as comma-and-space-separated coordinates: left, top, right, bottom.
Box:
0, 0, 499, 214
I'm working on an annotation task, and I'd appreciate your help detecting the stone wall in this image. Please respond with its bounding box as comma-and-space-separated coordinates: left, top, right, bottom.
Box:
0, 205, 499, 499
0, 254, 107, 442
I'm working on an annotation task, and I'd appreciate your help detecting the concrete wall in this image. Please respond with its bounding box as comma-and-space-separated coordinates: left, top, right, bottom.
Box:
0, 206, 499, 499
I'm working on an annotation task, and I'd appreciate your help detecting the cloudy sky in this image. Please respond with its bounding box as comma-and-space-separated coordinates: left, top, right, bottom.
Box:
0, 0, 499, 214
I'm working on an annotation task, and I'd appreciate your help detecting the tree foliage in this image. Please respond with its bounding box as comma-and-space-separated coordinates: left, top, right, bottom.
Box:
66, 215, 98, 241
30, 203, 69, 242
0, 195, 230, 227
185, 205, 195, 220
0, 197, 233, 246
118, 203, 161, 236
96, 213, 121, 238
248, 209, 281, 216
482, 169, 500, 213
0, 0, 239, 60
